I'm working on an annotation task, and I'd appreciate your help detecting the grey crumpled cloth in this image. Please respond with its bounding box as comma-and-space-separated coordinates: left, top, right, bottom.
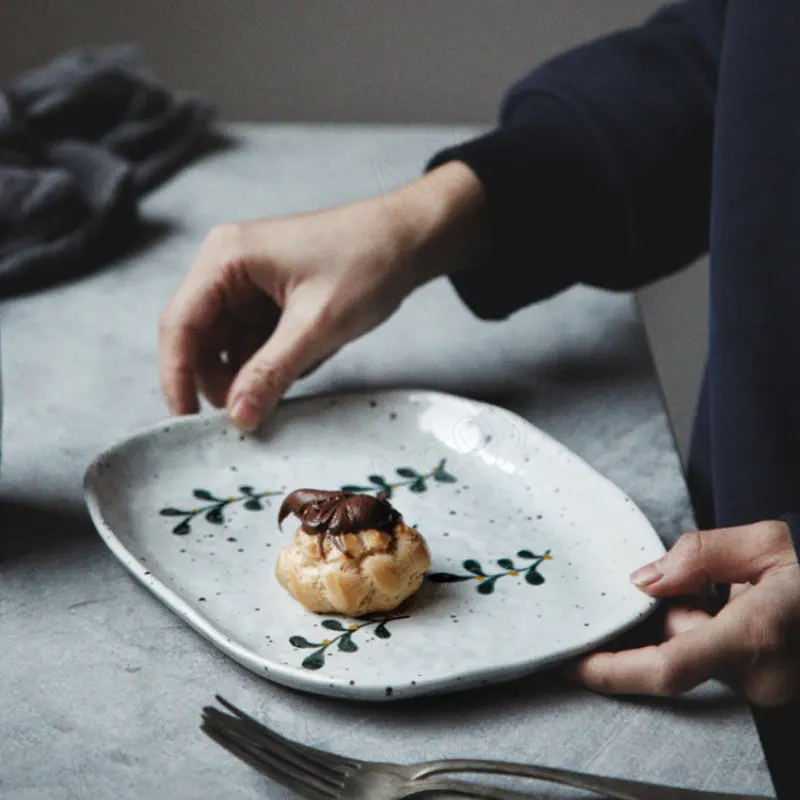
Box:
0, 45, 215, 296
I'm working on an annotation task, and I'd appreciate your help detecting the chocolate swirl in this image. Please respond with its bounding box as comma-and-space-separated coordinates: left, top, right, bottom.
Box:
278, 489, 402, 556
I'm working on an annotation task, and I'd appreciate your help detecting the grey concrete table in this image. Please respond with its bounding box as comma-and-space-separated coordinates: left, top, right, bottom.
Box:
0, 125, 774, 799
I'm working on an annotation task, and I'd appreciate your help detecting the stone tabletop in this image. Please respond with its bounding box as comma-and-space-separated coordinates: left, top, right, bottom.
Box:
0, 125, 774, 799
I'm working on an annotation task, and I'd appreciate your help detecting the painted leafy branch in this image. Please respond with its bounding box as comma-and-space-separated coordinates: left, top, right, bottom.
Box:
428, 549, 553, 595
160, 486, 283, 535
341, 458, 456, 499
289, 616, 408, 670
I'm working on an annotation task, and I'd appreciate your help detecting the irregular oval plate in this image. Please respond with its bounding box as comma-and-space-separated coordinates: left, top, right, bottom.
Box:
84, 389, 664, 701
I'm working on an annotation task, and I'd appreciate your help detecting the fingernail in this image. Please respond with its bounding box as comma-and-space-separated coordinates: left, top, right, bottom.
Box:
230, 395, 261, 431
630, 561, 663, 587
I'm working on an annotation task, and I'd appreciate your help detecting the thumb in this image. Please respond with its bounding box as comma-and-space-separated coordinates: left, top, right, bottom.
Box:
630, 521, 793, 596
226, 303, 334, 430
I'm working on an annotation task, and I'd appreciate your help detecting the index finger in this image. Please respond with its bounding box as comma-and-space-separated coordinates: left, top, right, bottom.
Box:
573, 616, 746, 697
158, 309, 200, 415
158, 261, 227, 415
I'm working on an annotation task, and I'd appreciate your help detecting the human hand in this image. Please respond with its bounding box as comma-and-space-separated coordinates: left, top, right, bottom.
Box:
159, 161, 486, 430
571, 521, 800, 706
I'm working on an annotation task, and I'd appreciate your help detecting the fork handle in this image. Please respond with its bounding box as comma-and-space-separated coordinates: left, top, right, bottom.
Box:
408, 760, 771, 800
398, 778, 548, 799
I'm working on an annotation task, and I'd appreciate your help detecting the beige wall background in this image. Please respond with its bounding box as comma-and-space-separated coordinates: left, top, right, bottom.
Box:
0, 0, 707, 462
1, 1, 659, 123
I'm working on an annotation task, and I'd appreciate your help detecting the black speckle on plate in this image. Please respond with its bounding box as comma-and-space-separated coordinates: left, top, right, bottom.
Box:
198, 597, 206, 602
369, 400, 377, 408
385, 687, 393, 697
389, 412, 397, 420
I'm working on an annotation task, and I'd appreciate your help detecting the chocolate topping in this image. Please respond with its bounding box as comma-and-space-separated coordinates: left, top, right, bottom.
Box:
278, 489, 402, 556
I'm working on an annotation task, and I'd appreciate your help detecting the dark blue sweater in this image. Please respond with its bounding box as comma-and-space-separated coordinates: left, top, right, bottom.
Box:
429, 1, 800, 795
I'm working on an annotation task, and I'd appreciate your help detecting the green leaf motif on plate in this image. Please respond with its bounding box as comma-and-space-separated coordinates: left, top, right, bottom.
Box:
341, 459, 457, 499
289, 616, 408, 671
159, 508, 185, 517
302, 650, 326, 671
205, 507, 224, 525
373, 622, 392, 639
426, 573, 474, 583
476, 576, 500, 595
289, 636, 318, 649
428, 549, 552, 596
159, 485, 282, 536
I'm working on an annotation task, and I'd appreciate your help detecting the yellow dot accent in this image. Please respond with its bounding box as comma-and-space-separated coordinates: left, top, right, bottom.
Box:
544, 554, 553, 560
322, 639, 331, 645
192, 508, 199, 513
348, 624, 358, 631
509, 571, 519, 577
227, 497, 236, 502
475, 576, 485, 581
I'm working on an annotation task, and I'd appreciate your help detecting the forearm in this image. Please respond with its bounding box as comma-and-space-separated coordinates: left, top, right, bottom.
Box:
385, 161, 489, 287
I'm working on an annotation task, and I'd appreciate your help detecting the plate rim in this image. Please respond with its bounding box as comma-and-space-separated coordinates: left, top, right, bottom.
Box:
83, 387, 664, 701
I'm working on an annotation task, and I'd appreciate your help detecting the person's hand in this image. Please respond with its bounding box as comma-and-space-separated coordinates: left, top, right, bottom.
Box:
159, 161, 486, 430
571, 521, 800, 706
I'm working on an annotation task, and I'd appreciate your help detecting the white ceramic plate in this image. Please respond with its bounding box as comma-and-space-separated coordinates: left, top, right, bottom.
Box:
84, 389, 664, 701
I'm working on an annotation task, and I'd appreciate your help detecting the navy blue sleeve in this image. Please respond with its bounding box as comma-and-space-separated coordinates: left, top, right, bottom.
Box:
428, 0, 726, 320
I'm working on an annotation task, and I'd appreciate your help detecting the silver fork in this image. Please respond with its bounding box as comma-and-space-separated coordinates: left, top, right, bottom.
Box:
201, 696, 771, 800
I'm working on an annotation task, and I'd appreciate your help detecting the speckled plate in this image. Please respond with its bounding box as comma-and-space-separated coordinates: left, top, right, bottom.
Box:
83, 389, 664, 701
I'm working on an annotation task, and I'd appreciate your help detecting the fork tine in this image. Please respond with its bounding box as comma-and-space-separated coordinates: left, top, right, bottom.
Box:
213, 696, 358, 769
201, 722, 339, 800
203, 706, 346, 788
203, 712, 343, 793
